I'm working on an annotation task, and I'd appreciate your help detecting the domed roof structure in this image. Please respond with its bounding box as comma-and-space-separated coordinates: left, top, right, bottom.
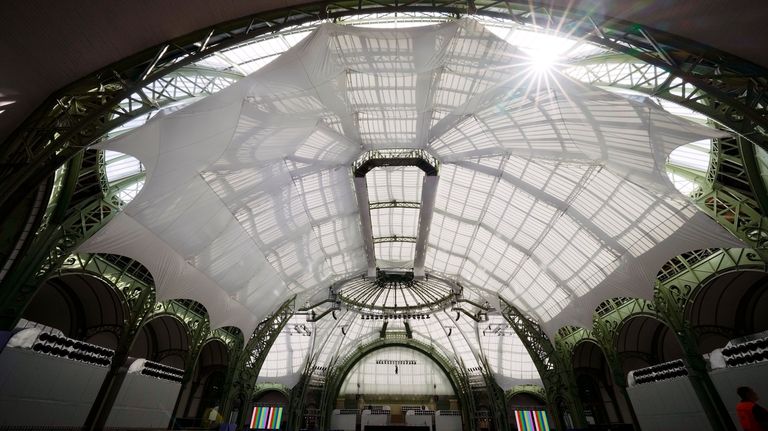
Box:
80, 18, 739, 338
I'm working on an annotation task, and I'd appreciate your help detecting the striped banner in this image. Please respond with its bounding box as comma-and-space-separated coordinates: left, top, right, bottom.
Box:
514, 409, 550, 431
250, 406, 283, 429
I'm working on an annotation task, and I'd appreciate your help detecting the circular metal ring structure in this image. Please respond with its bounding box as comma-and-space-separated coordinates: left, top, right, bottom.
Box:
337, 272, 456, 314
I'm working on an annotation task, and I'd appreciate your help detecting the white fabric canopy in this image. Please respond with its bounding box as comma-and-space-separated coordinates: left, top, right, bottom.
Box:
81, 19, 741, 337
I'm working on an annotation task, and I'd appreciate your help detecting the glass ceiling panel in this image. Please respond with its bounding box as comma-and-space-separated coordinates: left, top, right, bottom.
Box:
371, 207, 420, 238
375, 242, 416, 269
366, 166, 424, 204
103, 150, 145, 205
480, 314, 541, 387
257, 315, 312, 387
340, 347, 454, 395
668, 139, 711, 173
104, 151, 143, 182
358, 110, 419, 148
92, 15, 734, 343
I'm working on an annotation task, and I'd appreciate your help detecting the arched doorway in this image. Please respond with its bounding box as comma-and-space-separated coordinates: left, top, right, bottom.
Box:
686, 270, 768, 353
195, 340, 229, 418
23, 273, 127, 349
130, 314, 191, 368
616, 315, 684, 376
339, 347, 454, 421
572, 340, 625, 425
317, 339, 472, 430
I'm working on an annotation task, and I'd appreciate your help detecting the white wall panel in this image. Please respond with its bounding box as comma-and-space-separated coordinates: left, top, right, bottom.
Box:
627, 377, 712, 431
0, 348, 107, 426
105, 373, 181, 428
330, 410, 358, 431
434, 410, 462, 431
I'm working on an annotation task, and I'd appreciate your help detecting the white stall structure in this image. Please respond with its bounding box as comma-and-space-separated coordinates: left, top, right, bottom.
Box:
105, 372, 181, 428
627, 375, 712, 431
434, 410, 462, 431
627, 335, 768, 431
0, 326, 183, 428
710, 358, 768, 429
405, 409, 434, 428
361, 408, 390, 430
330, 408, 358, 431
0, 346, 108, 426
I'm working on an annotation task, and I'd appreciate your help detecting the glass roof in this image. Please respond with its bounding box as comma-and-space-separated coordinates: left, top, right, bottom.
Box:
257, 307, 542, 390
88, 13, 739, 381
256, 314, 312, 388
339, 347, 454, 395
103, 150, 145, 204
337, 273, 454, 313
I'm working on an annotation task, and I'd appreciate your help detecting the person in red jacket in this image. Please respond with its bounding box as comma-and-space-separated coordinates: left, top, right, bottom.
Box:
737, 386, 768, 431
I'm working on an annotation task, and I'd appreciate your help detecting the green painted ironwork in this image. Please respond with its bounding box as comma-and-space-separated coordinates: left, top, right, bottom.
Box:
59, 252, 242, 348
287, 357, 317, 431
564, 57, 768, 257
82, 260, 157, 430
559, 248, 767, 349
253, 383, 292, 401
220, 297, 295, 428
1, 0, 767, 268
506, 384, 547, 401
478, 354, 510, 431
0, 175, 122, 329
555, 248, 766, 430
315, 336, 477, 431
0, 4, 766, 429
501, 299, 588, 430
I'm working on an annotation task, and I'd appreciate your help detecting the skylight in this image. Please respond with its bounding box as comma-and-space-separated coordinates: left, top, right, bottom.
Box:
87, 16, 738, 386
103, 150, 145, 205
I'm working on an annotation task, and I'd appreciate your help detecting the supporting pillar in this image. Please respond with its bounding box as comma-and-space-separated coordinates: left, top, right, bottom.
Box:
591, 316, 641, 430
413, 175, 438, 279
220, 298, 294, 424
169, 319, 211, 427
287, 363, 314, 431
478, 355, 510, 431
501, 299, 588, 430
83, 286, 155, 431
654, 284, 736, 431
352, 176, 377, 278
0, 182, 122, 331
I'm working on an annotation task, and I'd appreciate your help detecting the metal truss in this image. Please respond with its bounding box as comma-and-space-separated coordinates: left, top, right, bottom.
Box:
287, 357, 317, 431
59, 252, 242, 348
559, 248, 765, 349
253, 383, 291, 400
221, 297, 295, 427
0, 2, 766, 426
373, 235, 417, 244
353, 148, 439, 177
369, 200, 421, 210
316, 335, 476, 430
2, 0, 765, 303
555, 248, 765, 431
506, 384, 547, 401
1, 0, 765, 219
0, 167, 123, 329
500, 299, 587, 430
0, 65, 241, 215
477, 354, 510, 431
455, 360, 479, 431
337, 272, 455, 314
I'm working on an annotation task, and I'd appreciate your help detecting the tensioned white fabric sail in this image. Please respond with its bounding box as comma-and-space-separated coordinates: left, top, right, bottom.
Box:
80, 18, 741, 337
